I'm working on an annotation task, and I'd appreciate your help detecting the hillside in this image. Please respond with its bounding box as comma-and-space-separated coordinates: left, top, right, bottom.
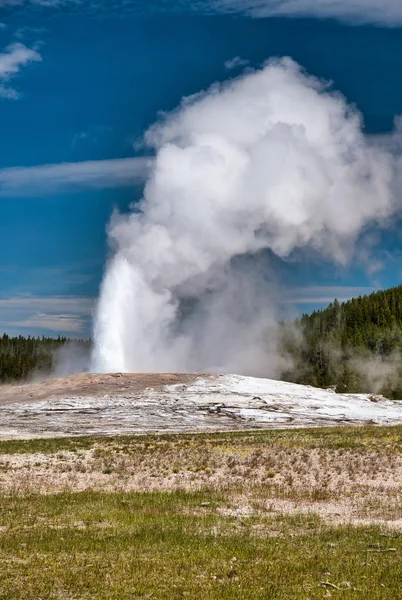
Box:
279, 285, 402, 398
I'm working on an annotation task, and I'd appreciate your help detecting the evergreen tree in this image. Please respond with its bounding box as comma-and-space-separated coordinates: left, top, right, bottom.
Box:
278, 285, 402, 399
0, 334, 90, 383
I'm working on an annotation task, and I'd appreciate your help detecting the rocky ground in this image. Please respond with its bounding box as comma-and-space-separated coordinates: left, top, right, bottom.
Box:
1, 372, 402, 439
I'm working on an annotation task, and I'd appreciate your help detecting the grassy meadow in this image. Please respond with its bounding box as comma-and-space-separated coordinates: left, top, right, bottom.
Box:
0, 426, 401, 599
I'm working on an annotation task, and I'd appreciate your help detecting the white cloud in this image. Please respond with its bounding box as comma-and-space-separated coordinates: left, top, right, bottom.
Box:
0, 0, 75, 6
0, 296, 94, 334
2, 0, 402, 25
214, 0, 402, 26
15, 27, 46, 40
5, 315, 85, 333
285, 286, 376, 304
0, 157, 152, 196
0, 295, 94, 313
224, 56, 250, 70
0, 42, 40, 78
0, 42, 41, 99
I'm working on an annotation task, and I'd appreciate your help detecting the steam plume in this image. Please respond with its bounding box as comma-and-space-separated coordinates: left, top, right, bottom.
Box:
91, 58, 398, 375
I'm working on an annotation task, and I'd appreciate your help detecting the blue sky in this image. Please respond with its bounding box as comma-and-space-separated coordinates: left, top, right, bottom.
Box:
1, 0, 402, 336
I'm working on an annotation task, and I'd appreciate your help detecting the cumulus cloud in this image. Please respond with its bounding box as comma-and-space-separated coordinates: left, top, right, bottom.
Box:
0, 42, 41, 99
213, 0, 402, 26
0, 157, 152, 196
92, 58, 401, 375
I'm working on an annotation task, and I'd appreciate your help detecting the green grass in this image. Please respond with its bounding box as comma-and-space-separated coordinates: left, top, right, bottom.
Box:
1, 490, 401, 599
1, 423, 402, 455
1, 425, 402, 598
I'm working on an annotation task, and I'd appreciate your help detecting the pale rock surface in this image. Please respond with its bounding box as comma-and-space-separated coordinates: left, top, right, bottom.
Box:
0, 373, 401, 439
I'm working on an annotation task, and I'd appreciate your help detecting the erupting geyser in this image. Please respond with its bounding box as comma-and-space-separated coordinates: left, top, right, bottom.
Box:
91, 57, 399, 375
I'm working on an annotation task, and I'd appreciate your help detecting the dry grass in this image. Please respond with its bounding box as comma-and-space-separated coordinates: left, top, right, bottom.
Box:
1, 426, 402, 526
1, 426, 402, 598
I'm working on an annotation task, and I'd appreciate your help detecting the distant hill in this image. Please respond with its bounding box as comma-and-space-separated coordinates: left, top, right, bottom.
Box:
279, 285, 402, 399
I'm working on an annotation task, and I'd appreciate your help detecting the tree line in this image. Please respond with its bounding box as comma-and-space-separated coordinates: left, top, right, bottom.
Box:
0, 334, 90, 383
278, 285, 402, 399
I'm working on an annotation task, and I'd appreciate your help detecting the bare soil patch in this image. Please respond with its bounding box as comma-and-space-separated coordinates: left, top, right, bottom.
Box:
0, 372, 201, 406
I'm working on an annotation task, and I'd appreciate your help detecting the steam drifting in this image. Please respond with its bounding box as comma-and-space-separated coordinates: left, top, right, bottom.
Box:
92, 58, 398, 375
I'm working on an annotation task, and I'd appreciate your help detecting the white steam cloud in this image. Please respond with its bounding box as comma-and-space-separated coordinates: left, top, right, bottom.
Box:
92, 58, 399, 375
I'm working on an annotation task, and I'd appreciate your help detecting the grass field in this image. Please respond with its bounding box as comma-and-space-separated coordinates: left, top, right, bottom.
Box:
1, 425, 401, 599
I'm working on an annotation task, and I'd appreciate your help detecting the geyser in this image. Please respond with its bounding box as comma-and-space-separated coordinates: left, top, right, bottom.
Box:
92, 57, 398, 375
